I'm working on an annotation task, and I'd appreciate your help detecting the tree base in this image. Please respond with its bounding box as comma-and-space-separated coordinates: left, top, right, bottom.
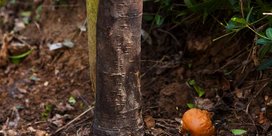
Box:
93, 124, 144, 136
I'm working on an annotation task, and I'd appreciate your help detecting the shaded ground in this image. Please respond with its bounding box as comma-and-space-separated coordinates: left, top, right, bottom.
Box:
0, 1, 93, 135
0, 0, 272, 136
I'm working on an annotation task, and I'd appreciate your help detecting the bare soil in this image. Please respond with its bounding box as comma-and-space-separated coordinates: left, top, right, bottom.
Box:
0, 1, 93, 135
0, 0, 272, 136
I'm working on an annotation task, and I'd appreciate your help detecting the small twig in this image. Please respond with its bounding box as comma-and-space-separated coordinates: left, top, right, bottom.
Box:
27, 121, 47, 126
240, 0, 244, 18
263, 13, 272, 15
246, 111, 259, 135
76, 127, 82, 136
13, 35, 33, 49
0, 130, 7, 136
11, 107, 20, 128
72, 18, 88, 41
241, 24, 267, 73
246, 81, 269, 114
157, 29, 182, 47
155, 118, 180, 134
141, 56, 167, 78
54, 106, 94, 134
34, 22, 42, 33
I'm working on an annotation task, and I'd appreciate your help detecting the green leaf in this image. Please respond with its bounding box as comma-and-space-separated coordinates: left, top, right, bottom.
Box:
184, 0, 195, 8
187, 79, 205, 97
231, 129, 247, 135
68, 96, 76, 105
9, 49, 33, 59
230, 17, 247, 25
155, 15, 164, 26
259, 45, 272, 59
9, 49, 33, 64
194, 85, 205, 97
225, 16, 251, 32
228, 0, 236, 6
183, 0, 203, 12
35, 5, 43, 21
246, 7, 253, 22
188, 63, 192, 68
257, 59, 272, 71
225, 20, 243, 31
42, 104, 53, 119
187, 79, 196, 86
256, 38, 272, 45
176, 11, 188, 17
45, 104, 53, 112
9, 0, 16, 4
187, 103, 196, 108
161, 0, 171, 7
20, 11, 31, 17
266, 27, 272, 39
225, 21, 236, 31
22, 17, 30, 24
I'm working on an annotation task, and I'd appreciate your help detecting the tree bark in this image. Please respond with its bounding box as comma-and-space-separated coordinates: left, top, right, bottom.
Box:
93, 0, 144, 135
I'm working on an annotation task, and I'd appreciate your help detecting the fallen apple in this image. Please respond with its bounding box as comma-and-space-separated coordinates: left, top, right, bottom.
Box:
181, 108, 215, 136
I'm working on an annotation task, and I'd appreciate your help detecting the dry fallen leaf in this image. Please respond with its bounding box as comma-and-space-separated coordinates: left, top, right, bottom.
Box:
234, 88, 243, 98
258, 111, 268, 124
27, 126, 36, 132
35, 130, 49, 136
194, 98, 214, 111
0, 34, 11, 67
144, 115, 156, 129
7, 129, 18, 136
220, 76, 230, 91
187, 35, 211, 53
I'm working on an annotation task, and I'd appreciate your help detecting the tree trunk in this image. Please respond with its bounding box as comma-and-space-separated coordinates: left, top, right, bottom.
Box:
93, 0, 144, 135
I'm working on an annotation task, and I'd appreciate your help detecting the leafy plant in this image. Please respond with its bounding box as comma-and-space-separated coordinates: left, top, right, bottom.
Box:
41, 104, 53, 119
20, 11, 31, 24
255, 27, 272, 70
35, 4, 43, 21
68, 96, 76, 105
9, 49, 33, 64
187, 79, 205, 97
144, 0, 272, 70
184, 0, 234, 23
231, 129, 247, 135
143, 0, 173, 29
186, 103, 196, 108
216, 4, 272, 70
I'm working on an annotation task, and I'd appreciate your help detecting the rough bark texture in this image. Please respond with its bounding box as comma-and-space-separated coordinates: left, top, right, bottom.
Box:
93, 0, 144, 135
86, 0, 98, 93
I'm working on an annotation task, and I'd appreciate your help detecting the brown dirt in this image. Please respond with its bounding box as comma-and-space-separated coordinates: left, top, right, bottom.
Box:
0, 1, 93, 135
0, 0, 272, 136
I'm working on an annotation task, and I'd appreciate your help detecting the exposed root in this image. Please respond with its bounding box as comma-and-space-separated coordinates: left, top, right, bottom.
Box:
54, 106, 94, 134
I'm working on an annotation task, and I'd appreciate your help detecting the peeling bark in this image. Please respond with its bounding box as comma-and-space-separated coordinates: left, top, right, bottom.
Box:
93, 0, 143, 135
